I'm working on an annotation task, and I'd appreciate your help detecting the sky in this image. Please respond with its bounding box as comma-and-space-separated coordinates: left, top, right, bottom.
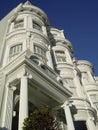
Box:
0, 0, 98, 76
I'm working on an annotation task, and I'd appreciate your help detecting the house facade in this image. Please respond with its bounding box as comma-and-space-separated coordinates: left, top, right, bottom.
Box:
0, 1, 98, 130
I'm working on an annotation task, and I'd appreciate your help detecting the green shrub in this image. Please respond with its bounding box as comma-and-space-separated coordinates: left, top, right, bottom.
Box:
23, 106, 60, 130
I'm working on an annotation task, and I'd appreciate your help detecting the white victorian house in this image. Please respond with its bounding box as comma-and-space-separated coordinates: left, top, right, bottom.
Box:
0, 1, 98, 130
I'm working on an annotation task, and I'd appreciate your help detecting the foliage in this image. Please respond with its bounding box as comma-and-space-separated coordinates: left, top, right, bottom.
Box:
23, 106, 60, 130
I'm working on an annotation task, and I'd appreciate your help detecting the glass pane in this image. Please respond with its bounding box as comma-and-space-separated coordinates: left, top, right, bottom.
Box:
55, 50, 66, 62
9, 44, 22, 56
14, 20, 24, 29
33, 22, 41, 30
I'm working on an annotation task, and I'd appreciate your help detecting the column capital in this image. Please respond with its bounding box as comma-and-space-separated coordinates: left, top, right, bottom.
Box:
88, 117, 95, 121
17, 72, 32, 79
6, 82, 16, 91
62, 101, 69, 108
9, 85, 17, 91
62, 100, 73, 108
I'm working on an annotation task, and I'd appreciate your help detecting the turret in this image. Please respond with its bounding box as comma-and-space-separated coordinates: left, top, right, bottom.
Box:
77, 60, 98, 112
1, 1, 54, 69
49, 28, 86, 98
51, 28, 74, 65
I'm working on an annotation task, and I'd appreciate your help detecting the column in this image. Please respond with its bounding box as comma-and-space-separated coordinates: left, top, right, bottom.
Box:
0, 72, 5, 113
86, 117, 97, 130
62, 101, 75, 130
61, 30, 65, 38
26, 32, 31, 49
46, 45, 54, 69
42, 26, 47, 36
28, 17, 32, 28
4, 86, 15, 130
9, 22, 14, 32
18, 75, 28, 130
24, 16, 27, 28
65, 49, 73, 64
74, 69, 86, 98
87, 71, 95, 83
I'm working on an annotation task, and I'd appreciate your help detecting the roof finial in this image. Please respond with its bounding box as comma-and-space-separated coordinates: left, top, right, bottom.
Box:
24, 0, 33, 6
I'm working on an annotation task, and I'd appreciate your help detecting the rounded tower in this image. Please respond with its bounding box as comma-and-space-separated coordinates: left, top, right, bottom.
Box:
0, 2, 72, 130
50, 28, 97, 129
0, 1, 97, 130
77, 60, 98, 112
50, 27, 85, 98
2, 1, 54, 69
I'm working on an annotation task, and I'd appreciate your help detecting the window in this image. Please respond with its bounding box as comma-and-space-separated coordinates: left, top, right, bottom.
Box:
74, 121, 87, 130
33, 21, 41, 31
81, 72, 89, 84
55, 50, 66, 62
90, 94, 98, 109
9, 44, 22, 56
34, 45, 46, 62
34, 46, 45, 56
65, 78, 77, 96
14, 19, 24, 29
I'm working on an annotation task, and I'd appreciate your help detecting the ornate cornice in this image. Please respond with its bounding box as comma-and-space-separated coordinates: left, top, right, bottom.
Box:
77, 60, 93, 68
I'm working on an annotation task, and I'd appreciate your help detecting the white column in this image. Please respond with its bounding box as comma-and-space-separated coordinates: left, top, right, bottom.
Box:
87, 71, 95, 83
10, 22, 14, 32
74, 69, 86, 98
18, 75, 28, 130
46, 46, 54, 69
0, 72, 5, 112
65, 49, 73, 64
3, 85, 15, 130
42, 26, 47, 36
61, 30, 65, 38
24, 16, 27, 28
0, 83, 9, 127
63, 101, 75, 130
86, 117, 97, 130
26, 32, 31, 49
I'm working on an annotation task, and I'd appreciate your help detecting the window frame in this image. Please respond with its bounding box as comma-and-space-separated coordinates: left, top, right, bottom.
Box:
33, 21, 42, 31
34, 45, 46, 62
14, 19, 24, 29
9, 43, 23, 57
55, 50, 66, 63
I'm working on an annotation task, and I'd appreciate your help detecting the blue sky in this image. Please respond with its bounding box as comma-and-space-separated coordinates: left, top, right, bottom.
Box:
0, 0, 98, 76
